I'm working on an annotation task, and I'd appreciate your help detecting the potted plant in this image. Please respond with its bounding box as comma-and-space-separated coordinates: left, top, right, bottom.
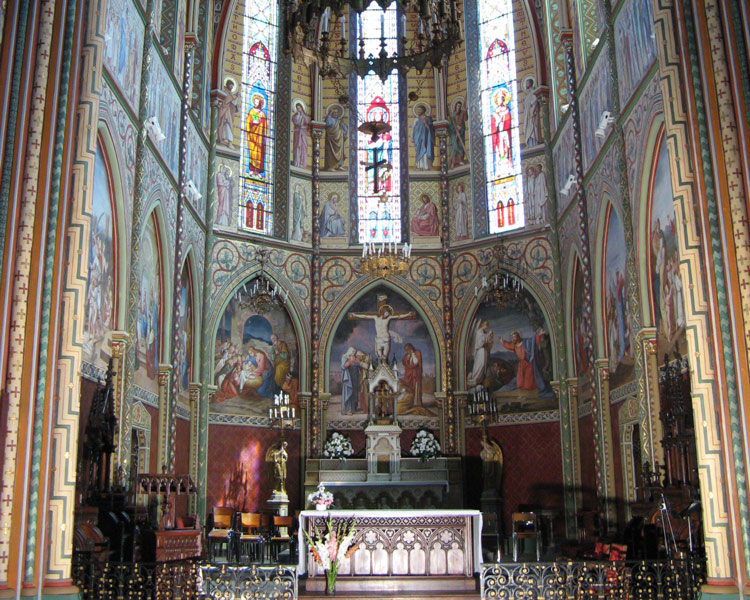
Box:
308, 482, 334, 511
323, 432, 354, 461
409, 429, 441, 461
303, 516, 358, 595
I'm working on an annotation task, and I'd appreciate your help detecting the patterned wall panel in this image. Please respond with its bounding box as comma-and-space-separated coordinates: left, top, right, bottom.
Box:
186, 115, 209, 219
102, 0, 144, 112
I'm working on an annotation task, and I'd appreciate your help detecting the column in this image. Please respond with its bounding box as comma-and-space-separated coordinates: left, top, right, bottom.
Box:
310, 121, 325, 456
188, 383, 201, 514
157, 365, 173, 472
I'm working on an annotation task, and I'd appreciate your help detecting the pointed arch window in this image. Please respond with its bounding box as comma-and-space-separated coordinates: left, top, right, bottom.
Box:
478, 0, 525, 233
356, 4, 402, 244
238, 1, 279, 234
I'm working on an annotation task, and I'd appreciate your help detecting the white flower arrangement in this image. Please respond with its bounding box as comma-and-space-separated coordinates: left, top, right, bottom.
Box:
307, 482, 334, 508
323, 432, 354, 461
409, 429, 441, 461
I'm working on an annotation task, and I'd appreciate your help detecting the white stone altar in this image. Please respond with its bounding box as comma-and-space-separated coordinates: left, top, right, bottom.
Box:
298, 509, 482, 585
365, 423, 402, 480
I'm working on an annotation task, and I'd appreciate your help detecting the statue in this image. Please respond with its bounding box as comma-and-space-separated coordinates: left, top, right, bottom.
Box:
480, 433, 503, 495
267, 441, 289, 496
348, 294, 416, 363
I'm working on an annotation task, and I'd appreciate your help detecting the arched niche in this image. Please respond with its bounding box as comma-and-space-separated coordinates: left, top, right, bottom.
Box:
320, 280, 444, 430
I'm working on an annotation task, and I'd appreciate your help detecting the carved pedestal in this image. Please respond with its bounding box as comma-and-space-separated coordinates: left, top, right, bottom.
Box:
365, 424, 402, 481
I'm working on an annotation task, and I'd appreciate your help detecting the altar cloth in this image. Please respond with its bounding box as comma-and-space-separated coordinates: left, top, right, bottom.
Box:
298, 509, 483, 576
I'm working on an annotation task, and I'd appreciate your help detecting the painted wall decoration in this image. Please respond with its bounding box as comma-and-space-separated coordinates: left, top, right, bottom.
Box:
328, 288, 438, 427
323, 103, 348, 171
411, 101, 436, 171
290, 98, 311, 169
176, 264, 193, 399
135, 215, 162, 392
215, 156, 239, 228
319, 185, 348, 242
174, 0, 187, 83
649, 141, 686, 358
572, 260, 591, 400
411, 193, 440, 237
217, 77, 240, 149
211, 293, 298, 417
521, 76, 541, 148
523, 162, 548, 227
615, 0, 656, 106
448, 97, 469, 168
604, 207, 634, 388
579, 47, 613, 170
289, 177, 311, 243
451, 178, 471, 242
83, 145, 116, 368
147, 47, 181, 175
103, 0, 144, 111
553, 117, 576, 215
186, 118, 208, 216
466, 290, 554, 413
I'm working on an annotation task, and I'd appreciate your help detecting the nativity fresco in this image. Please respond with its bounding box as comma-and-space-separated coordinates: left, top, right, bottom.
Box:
466, 290, 554, 414
211, 292, 299, 418
604, 207, 634, 388
328, 289, 438, 427
83, 145, 116, 369
649, 141, 687, 359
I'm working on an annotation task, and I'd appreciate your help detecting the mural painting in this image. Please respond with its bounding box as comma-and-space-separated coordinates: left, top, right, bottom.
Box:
411, 102, 435, 171
215, 157, 238, 228
466, 290, 554, 413
604, 207, 634, 387
328, 288, 438, 427
579, 47, 613, 170
291, 98, 311, 169
176, 265, 193, 400
103, 0, 144, 111
217, 77, 240, 149
289, 177, 311, 243
452, 178, 471, 242
211, 292, 298, 417
319, 181, 348, 246
135, 216, 161, 391
448, 97, 468, 168
649, 141, 686, 359
323, 103, 348, 171
83, 145, 116, 368
186, 119, 208, 216
615, 0, 657, 106
523, 162, 548, 227
147, 47, 181, 175
553, 118, 576, 215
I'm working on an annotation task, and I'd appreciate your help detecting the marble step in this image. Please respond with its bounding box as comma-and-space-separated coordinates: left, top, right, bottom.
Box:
301, 575, 479, 596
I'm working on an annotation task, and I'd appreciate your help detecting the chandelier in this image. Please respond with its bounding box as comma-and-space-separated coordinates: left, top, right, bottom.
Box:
239, 248, 288, 314
284, 0, 463, 83
360, 241, 411, 278
475, 244, 529, 307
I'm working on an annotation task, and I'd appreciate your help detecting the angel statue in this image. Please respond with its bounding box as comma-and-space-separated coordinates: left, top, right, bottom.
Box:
480, 433, 503, 495
266, 441, 289, 496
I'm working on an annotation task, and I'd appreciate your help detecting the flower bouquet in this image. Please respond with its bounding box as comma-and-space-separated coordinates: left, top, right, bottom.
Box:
323, 432, 354, 461
303, 516, 358, 595
409, 429, 441, 461
308, 482, 334, 511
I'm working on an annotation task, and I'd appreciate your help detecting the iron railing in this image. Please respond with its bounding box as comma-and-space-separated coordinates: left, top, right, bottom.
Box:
72, 554, 298, 599
481, 556, 705, 600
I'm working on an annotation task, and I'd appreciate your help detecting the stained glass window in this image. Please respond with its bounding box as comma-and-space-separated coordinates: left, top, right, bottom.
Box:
357, 4, 401, 244
238, 1, 278, 234
479, 0, 525, 233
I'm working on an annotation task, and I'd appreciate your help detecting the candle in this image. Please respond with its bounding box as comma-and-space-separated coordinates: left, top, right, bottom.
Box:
340, 14, 346, 40
292, 407, 295, 419
380, 13, 384, 39
362, 245, 367, 258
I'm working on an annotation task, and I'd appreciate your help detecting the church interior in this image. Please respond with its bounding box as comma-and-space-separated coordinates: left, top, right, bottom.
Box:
0, 0, 748, 597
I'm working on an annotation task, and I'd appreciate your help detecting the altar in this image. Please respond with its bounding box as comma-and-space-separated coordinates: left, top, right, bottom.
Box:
298, 509, 482, 591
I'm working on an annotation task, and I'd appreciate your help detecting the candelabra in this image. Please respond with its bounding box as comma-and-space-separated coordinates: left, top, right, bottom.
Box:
360, 241, 411, 278
467, 387, 497, 426
269, 391, 296, 431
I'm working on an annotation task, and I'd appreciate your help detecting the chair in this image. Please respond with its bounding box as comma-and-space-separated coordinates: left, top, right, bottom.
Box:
268, 515, 295, 563
238, 512, 264, 563
512, 512, 541, 561
207, 507, 234, 562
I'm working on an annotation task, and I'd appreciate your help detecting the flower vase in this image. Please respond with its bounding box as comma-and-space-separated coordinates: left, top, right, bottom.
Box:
315, 503, 327, 511
325, 569, 336, 595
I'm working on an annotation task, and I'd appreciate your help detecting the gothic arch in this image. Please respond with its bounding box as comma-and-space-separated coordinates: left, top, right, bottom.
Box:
593, 195, 616, 355
141, 201, 172, 360
319, 278, 444, 394
207, 264, 309, 387
179, 247, 200, 385
565, 245, 586, 378
453, 268, 558, 389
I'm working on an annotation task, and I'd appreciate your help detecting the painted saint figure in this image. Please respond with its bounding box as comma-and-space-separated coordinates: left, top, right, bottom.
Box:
490, 89, 512, 176
341, 347, 361, 415
217, 79, 239, 148
291, 183, 306, 241
500, 329, 548, 391
324, 105, 348, 170
401, 343, 423, 409
467, 319, 494, 388
320, 192, 346, 237
411, 194, 439, 237
291, 101, 310, 168
454, 183, 469, 240
448, 100, 468, 167
412, 104, 435, 170
246, 94, 268, 175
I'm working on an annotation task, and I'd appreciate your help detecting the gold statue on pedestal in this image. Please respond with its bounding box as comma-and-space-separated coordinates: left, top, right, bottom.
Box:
267, 440, 289, 496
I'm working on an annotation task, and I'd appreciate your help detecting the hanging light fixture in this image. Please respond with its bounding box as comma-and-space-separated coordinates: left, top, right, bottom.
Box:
475, 244, 529, 308
284, 0, 463, 83
239, 248, 289, 314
